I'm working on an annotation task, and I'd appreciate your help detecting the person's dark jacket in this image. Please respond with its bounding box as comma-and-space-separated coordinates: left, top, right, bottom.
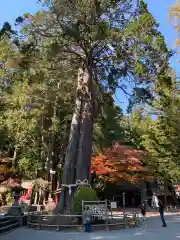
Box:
140, 204, 146, 215
158, 200, 164, 212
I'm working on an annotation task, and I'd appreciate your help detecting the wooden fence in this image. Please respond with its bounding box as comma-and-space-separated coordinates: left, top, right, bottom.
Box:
27, 212, 139, 231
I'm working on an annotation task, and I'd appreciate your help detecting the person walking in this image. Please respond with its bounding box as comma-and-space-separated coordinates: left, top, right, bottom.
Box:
140, 202, 146, 221
158, 199, 167, 227
152, 193, 159, 211
83, 205, 92, 233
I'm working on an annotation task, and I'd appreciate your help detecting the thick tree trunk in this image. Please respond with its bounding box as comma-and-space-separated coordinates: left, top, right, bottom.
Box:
53, 64, 94, 213
140, 182, 149, 208
164, 181, 168, 207
75, 66, 93, 182
53, 68, 84, 213
12, 146, 18, 170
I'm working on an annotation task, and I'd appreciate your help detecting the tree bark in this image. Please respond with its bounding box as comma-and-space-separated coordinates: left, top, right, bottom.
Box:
164, 180, 168, 207
53, 64, 95, 213
75, 66, 93, 182
53, 67, 84, 213
12, 146, 18, 170
140, 182, 148, 207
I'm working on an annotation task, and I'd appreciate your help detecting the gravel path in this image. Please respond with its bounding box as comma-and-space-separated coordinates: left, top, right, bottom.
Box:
1, 214, 180, 240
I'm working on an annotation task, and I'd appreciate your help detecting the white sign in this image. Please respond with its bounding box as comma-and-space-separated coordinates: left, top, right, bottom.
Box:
111, 201, 117, 209
85, 204, 106, 218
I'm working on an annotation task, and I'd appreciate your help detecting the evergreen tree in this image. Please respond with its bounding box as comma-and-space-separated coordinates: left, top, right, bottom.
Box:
141, 67, 180, 181
31, 0, 171, 212
0, 0, 174, 212
170, 1, 180, 49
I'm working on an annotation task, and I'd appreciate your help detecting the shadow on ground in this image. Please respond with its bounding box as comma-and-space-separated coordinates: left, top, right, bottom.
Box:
2, 215, 180, 240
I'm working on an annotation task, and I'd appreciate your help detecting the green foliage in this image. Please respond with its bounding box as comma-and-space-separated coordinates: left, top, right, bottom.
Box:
72, 188, 98, 214
0, 0, 177, 190
140, 68, 180, 181
93, 94, 124, 153
18, 151, 38, 179
6, 191, 13, 205
0, 32, 76, 178
134, 61, 147, 77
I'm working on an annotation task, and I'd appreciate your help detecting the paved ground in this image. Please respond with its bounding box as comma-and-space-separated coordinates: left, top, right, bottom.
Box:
2, 215, 180, 240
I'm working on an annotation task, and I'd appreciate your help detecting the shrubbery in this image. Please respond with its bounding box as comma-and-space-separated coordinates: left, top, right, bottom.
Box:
72, 188, 98, 214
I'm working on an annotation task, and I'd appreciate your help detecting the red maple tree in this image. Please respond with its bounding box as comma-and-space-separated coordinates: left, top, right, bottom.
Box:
91, 142, 152, 183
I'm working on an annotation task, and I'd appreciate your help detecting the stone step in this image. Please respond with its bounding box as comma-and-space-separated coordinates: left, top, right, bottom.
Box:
0, 222, 19, 235
0, 216, 16, 222
0, 219, 17, 227
0, 217, 19, 235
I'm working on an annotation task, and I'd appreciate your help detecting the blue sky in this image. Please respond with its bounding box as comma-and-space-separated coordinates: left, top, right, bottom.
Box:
0, 0, 179, 111
146, 0, 179, 74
